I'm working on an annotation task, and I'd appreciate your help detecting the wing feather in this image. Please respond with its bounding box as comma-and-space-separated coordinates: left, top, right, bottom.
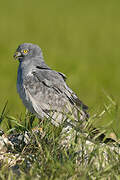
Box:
23, 68, 88, 122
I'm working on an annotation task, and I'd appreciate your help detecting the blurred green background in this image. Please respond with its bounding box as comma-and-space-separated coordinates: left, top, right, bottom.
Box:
0, 0, 120, 131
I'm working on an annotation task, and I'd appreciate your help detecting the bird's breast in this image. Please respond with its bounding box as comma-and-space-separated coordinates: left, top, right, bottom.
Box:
17, 66, 35, 113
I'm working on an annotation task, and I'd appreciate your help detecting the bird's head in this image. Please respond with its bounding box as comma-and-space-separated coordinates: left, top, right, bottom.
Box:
13, 43, 43, 61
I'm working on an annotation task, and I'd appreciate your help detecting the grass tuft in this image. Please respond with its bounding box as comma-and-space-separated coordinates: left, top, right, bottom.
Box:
0, 98, 120, 179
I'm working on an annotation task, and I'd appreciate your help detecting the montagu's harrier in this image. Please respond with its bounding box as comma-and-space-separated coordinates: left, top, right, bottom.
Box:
14, 43, 88, 128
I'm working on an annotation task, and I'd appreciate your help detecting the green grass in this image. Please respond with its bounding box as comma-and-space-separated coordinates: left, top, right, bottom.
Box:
0, 0, 120, 178
0, 100, 120, 179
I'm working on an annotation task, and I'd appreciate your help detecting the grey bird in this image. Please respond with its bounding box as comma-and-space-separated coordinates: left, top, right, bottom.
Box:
14, 43, 88, 131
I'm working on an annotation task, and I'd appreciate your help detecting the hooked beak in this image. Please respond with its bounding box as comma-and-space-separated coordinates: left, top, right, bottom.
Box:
13, 51, 22, 60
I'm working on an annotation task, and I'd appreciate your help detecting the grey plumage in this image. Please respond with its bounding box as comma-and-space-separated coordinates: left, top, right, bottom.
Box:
14, 43, 88, 128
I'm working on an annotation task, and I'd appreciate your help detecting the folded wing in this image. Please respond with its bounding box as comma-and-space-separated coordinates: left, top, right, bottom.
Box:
23, 67, 88, 125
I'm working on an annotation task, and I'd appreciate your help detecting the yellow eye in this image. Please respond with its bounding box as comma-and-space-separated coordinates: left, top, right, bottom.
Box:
23, 49, 28, 54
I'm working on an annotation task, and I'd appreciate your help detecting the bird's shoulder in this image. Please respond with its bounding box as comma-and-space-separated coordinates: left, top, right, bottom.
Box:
22, 65, 67, 97
30, 66, 66, 87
